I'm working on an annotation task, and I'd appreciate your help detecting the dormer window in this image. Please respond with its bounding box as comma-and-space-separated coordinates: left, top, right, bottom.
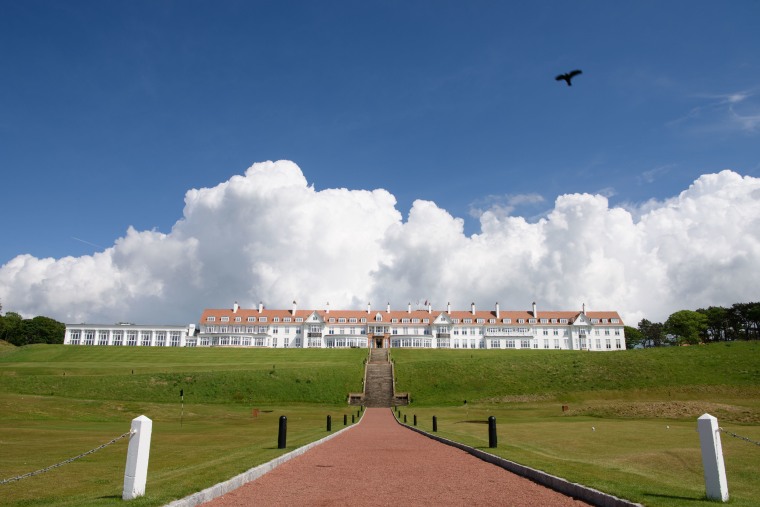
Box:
464, 318, 472, 324
518, 319, 525, 324
476, 318, 484, 324
248, 317, 256, 322
360, 318, 367, 323
349, 318, 357, 323
235, 317, 241, 322
259, 317, 267, 322
611, 318, 620, 323
329, 318, 335, 323
503, 318, 511, 324
221, 317, 229, 322
273, 317, 280, 322
392, 318, 399, 323
540, 318, 548, 324
412, 318, 420, 323
529, 318, 537, 324
591, 319, 599, 324
489, 319, 495, 324
295, 318, 303, 322
284, 317, 291, 322
375, 314, 382, 322
423, 318, 429, 323
338, 318, 346, 323
206, 316, 216, 322
560, 319, 568, 324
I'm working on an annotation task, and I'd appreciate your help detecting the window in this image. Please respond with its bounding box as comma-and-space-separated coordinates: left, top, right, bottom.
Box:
296, 317, 303, 322
529, 318, 537, 324
506, 340, 515, 348
476, 319, 484, 324
127, 331, 138, 346
560, 319, 568, 324
248, 317, 256, 322
170, 332, 181, 347
349, 318, 357, 323
235, 317, 241, 322
518, 319, 525, 324
69, 330, 81, 345
84, 330, 95, 345
284, 317, 291, 322
207, 316, 216, 322
273, 317, 280, 322
339, 318, 346, 323
502, 318, 511, 324
155, 331, 167, 346
98, 331, 109, 346
221, 316, 229, 322
464, 318, 472, 324
521, 339, 530, 349
259, 317, 267, 322
141, 331, 152, 346
112, 331, 123, 346
360, 318, 366, 323
540, 318, 548, 324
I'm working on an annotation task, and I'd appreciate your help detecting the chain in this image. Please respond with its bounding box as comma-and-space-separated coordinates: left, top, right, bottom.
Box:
0, 430, 134, 485
719, 427, 760, 447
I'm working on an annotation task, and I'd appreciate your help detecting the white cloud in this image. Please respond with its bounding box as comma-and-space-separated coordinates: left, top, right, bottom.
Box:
670, 89, 760, 135
2, 162, 759, 326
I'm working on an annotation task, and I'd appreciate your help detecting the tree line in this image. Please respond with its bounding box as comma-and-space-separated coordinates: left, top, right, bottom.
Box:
0, 302, 65, 346
625, 302, 760, 348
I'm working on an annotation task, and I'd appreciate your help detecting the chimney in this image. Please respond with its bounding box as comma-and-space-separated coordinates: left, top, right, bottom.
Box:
258, 301, 263, 313
471, 302, 476, 315
532, 301, 538, 319
386, 302, 391, 313
233, 301, 239, 313
407, 302, 411, 314
447, 302, 451, 314
428, 302, 432, 314
582, 303, 586, 314
367, 302, 371, 314
326, 301, 330, 314
495, 302, 500, 319
292, 300, 297, 315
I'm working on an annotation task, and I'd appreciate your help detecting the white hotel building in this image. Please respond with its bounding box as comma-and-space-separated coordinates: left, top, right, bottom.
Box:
64, 323, 197, 347
192, 301, 626, 351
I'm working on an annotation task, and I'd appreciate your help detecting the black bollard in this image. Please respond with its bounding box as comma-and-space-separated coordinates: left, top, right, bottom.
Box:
488, 416, 497, 448
344, 414, 348, 426
403, 414, 407, 423
278, 416, 287, 449
433, 415, 438, 432
352, 414, 355, 423
414, 414, 417, 426
327, 415, 332, 432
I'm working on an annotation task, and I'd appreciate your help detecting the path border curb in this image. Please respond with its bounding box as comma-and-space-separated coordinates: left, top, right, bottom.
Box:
398, 416, 642, 507
163, 415, 363, 507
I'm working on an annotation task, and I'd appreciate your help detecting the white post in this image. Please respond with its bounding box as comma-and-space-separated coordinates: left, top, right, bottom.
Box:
697, 413, 729, 502
123, 415, 152, 500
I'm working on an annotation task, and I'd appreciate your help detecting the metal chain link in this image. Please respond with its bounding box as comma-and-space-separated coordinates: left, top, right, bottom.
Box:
719, 427, 760, 447
0, 430, 134, 485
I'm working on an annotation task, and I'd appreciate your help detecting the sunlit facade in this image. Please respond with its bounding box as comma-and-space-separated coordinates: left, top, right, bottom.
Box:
193, 301, 626, 351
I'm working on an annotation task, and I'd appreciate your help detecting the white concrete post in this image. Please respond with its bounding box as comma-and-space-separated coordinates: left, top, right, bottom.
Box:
697, 413, 729, 502
123, 415, 152, 500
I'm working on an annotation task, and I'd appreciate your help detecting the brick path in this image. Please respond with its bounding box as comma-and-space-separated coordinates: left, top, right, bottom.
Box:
202, 408, 591, 506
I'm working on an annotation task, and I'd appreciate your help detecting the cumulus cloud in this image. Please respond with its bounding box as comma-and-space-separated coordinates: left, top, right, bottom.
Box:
1, 161, 759, 325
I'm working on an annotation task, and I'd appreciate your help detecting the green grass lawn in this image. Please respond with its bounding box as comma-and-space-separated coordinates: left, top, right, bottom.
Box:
0, 345, 366, 506
392, 342, 760, 507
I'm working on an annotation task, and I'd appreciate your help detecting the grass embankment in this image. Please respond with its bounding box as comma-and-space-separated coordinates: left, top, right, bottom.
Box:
392, 342, 760, 507
0, 345, 366, 506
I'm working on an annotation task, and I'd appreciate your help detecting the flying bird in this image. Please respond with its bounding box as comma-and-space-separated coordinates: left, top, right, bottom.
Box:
555, 69, 582, 86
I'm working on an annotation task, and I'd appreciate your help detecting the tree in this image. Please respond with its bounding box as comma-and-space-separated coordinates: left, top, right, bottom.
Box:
638, 319, 666, 347
0, 312, 24, 345
23, 316, 65, 345
665, 310, 708, 345
697, 306, 730, 342
624, 325, 645, 349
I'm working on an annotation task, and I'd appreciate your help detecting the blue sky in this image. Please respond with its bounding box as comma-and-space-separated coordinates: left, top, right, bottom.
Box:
1, 1, 759, 324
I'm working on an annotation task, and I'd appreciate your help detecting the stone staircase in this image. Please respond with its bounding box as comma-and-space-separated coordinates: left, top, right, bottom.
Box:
363, 348, 409, 407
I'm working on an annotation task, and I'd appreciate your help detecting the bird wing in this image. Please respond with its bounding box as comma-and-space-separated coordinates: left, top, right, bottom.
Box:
568, 69, 582, 78
555, 74, 567, 81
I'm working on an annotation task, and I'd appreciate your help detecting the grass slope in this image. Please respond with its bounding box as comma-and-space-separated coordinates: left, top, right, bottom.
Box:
0, 345, 366, 506
392, 342, 760, 507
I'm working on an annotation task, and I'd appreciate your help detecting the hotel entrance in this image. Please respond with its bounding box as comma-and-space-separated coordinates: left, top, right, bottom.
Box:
374, 337, 383, 348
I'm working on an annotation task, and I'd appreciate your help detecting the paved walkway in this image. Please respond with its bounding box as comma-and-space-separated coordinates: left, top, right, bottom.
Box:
202, 408, 591, 506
